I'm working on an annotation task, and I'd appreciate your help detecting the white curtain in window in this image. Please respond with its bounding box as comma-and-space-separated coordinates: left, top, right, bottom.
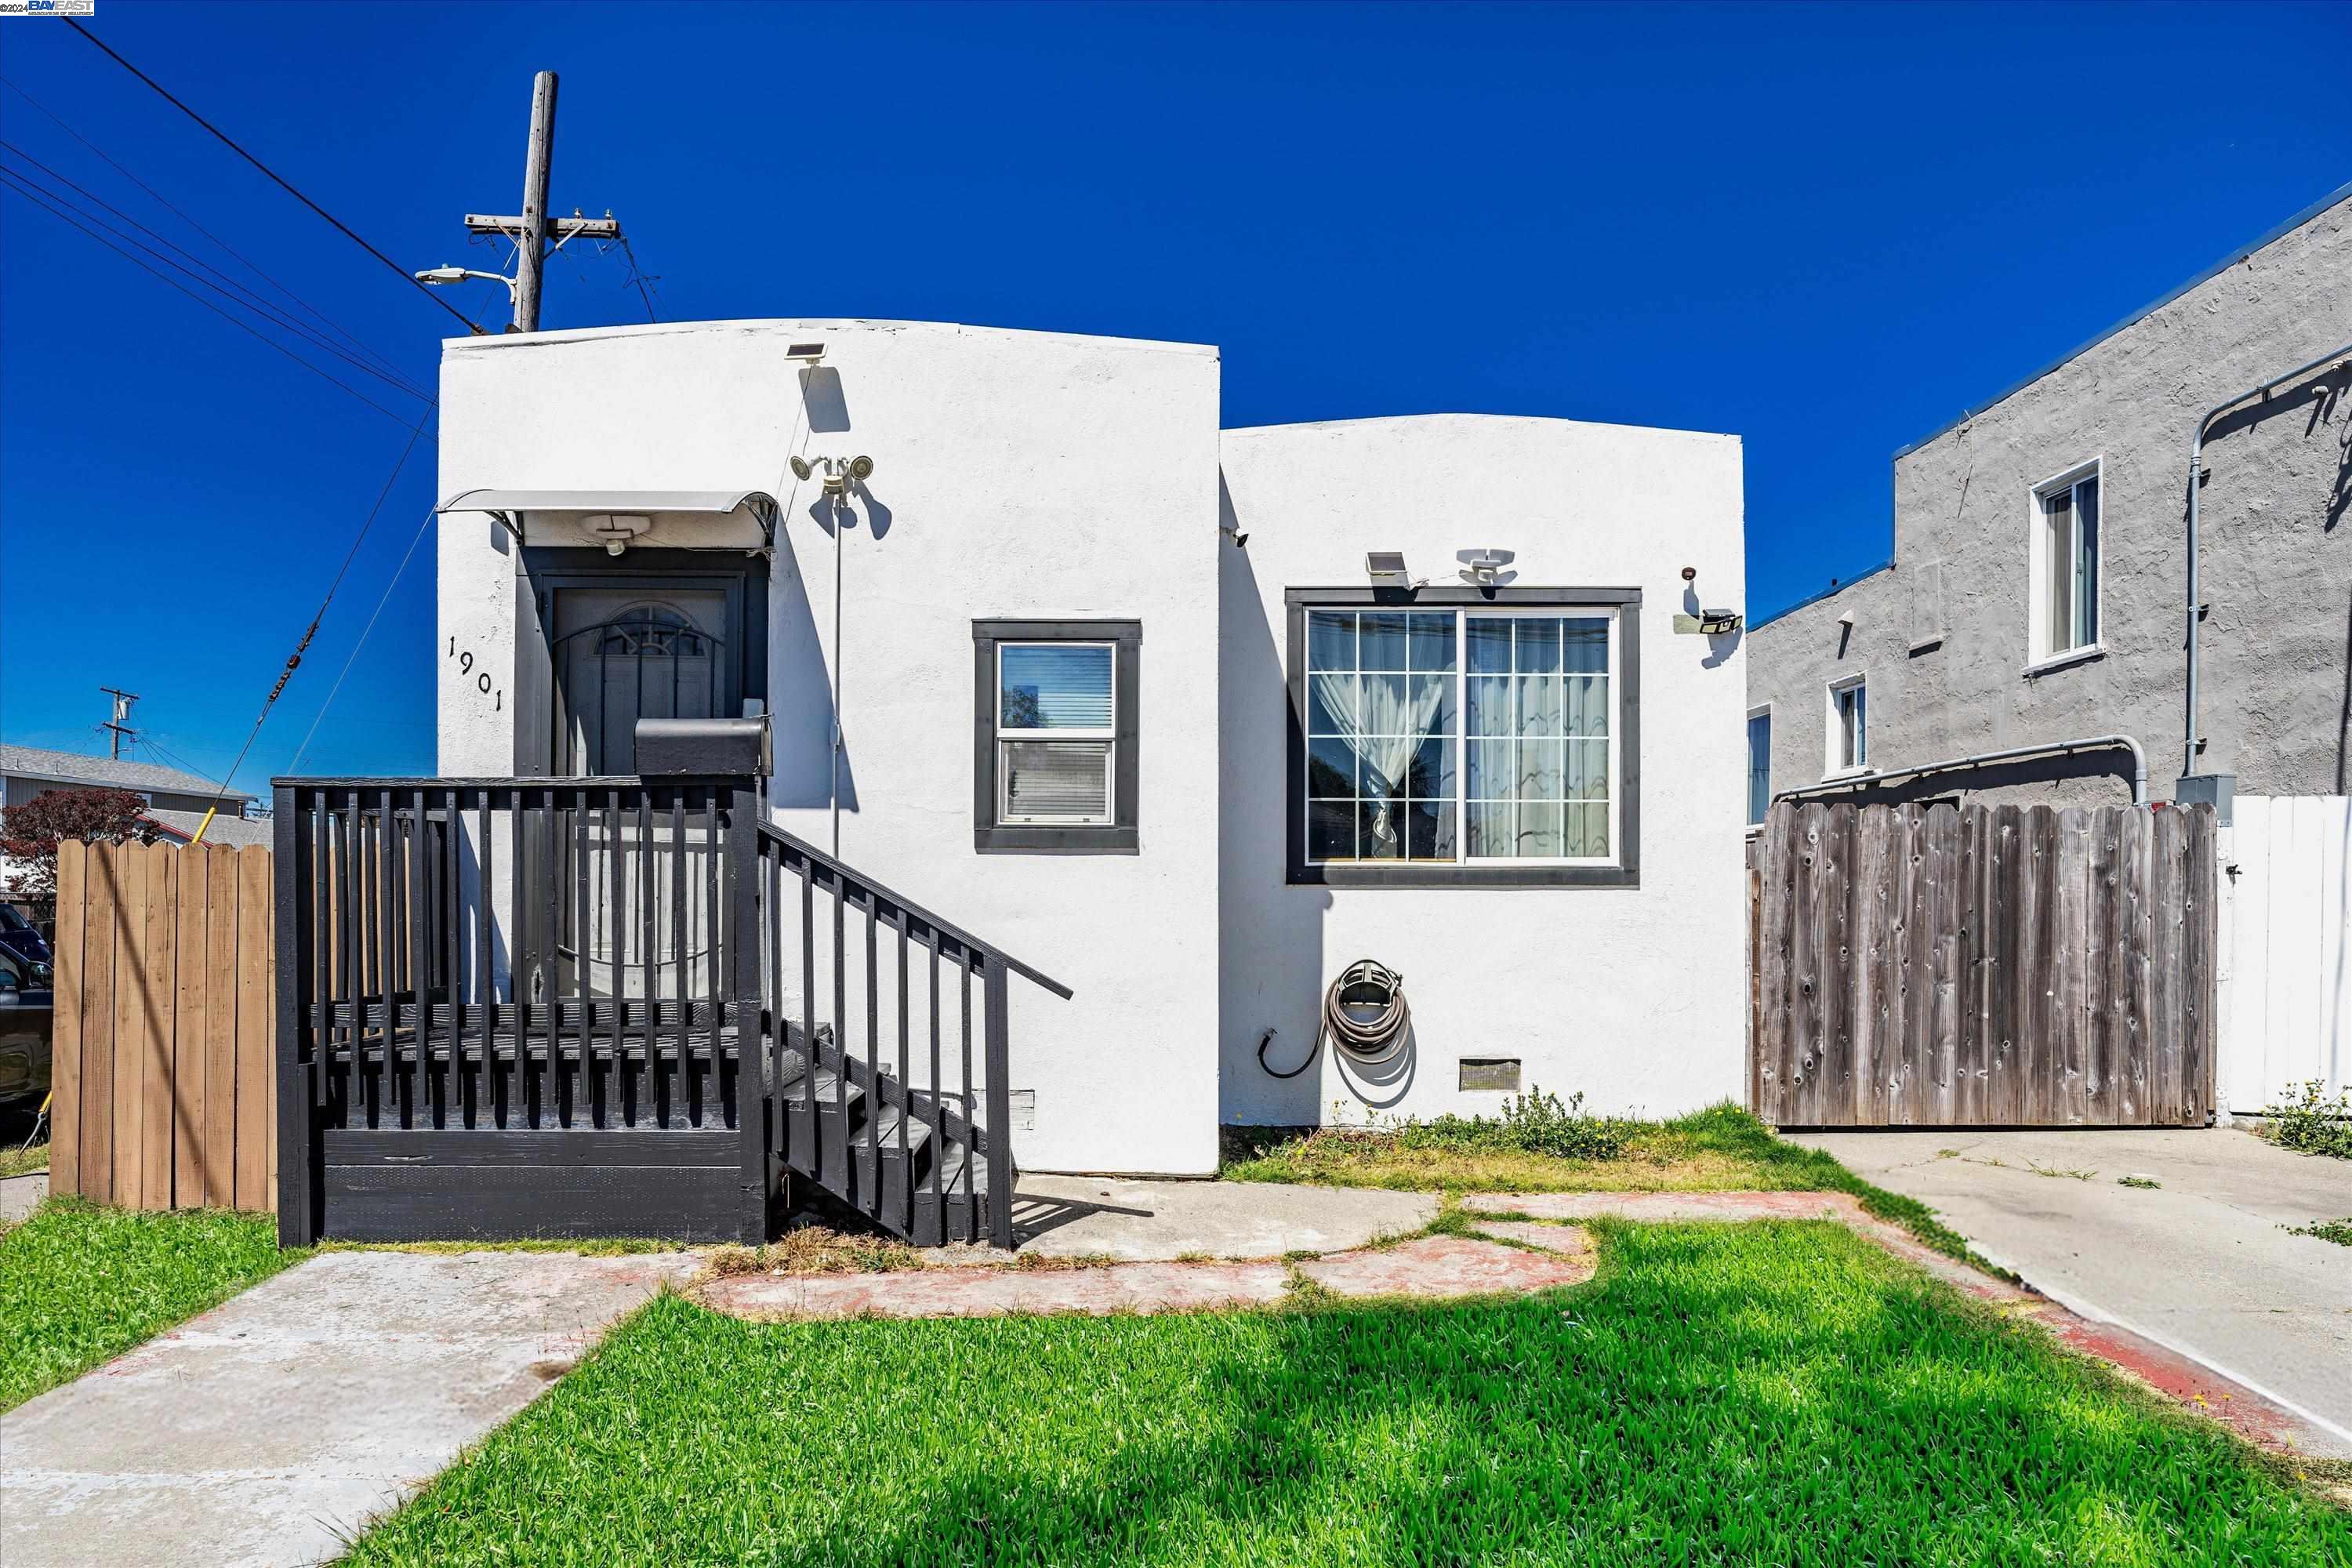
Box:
1311, 670, 1445, 849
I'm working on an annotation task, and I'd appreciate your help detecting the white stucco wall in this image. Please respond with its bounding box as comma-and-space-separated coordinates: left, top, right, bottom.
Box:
437, 318, 1225, 1175
1217, 416, 1749, 1126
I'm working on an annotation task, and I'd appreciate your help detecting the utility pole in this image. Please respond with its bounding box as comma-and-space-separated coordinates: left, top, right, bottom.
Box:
99, 687, 139, 760
457, 72, 623, 333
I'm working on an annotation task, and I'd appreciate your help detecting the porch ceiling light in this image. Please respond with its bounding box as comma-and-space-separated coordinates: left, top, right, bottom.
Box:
1365, 551, 1411, 588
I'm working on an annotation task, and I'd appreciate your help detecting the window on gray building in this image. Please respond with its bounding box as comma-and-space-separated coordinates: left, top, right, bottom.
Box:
1828, 676, 1867, 776
2032, 463, 2101, 662
1746, 708, 1772, 826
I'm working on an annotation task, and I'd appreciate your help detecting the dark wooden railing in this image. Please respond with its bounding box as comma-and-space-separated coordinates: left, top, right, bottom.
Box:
756, 822, 1071, 1249
271, 775, 1065, 1250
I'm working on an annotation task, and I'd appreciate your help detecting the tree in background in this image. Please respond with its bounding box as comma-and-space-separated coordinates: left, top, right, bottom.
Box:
1, 788, 162, 918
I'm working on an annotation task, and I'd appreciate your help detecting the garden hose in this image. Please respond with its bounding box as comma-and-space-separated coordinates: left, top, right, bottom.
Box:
1258, 959, 1412, 1079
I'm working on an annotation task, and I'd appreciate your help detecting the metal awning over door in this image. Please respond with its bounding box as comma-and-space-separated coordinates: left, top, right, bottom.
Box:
437, 488, 780, 551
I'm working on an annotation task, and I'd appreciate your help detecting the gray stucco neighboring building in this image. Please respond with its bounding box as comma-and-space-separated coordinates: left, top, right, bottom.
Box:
1745, 183, 2352, 815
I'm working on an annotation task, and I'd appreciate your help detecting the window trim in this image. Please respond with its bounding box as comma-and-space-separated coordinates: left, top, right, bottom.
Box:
1745, 702, 1773, 832
1284, 586, 1641, 889
1824, 673, 1870, 780
2026, 457, 2103, 670
971, 619, 1140, 854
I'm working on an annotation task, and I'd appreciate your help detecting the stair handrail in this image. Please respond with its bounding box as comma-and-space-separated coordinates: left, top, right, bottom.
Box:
755, 819, 1073, 1000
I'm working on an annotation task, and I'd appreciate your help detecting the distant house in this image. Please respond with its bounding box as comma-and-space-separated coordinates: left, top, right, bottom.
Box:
1742, 182, 2351, 1117
1743, 180, 2350, 816
0, 744, 270, 852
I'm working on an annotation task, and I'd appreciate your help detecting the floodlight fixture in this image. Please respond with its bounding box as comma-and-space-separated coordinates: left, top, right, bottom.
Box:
1365, 551, 1411, 588
790, 454, 877, 499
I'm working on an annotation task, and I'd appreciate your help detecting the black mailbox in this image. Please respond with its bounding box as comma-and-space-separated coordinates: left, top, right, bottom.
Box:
633, 715, 771, 778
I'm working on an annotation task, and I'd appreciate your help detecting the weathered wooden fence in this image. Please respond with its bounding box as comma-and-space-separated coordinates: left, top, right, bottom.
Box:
49, 839, 277, 1210
1749, 800, 2216, 1128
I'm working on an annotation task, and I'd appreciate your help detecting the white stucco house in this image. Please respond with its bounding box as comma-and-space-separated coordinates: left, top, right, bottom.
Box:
431, 316, 1748, 1181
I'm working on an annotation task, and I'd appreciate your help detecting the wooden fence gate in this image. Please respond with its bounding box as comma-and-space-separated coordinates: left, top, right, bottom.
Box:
1748, 800, 2216, 1128
48, 839, 278, 1210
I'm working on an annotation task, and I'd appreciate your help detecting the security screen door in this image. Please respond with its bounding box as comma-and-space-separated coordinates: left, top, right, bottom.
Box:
542, 585, 734, 1001
550, 587, 733, 776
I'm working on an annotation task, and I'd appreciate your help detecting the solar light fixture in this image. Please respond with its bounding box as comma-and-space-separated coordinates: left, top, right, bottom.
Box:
786, 342, 826, 362
1365, 551, 1412, 588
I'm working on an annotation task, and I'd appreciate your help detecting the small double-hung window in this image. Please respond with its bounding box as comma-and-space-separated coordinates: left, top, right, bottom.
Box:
1288, 590, 1639, 887
2032, 462, 2101, 664
972, 620, 1140, 852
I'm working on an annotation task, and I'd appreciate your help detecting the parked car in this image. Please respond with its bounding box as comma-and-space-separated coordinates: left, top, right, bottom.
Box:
0, 944, 53, 1109
0, 901, 52, 985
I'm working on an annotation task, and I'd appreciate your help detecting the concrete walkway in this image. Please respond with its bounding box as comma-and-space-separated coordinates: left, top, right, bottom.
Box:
0, 1250, 697, 1568
1792, 1127, 2352, 1455
0, 1168, 45, 1223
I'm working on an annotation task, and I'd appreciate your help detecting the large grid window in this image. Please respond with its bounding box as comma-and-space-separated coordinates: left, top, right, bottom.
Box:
1303, 604, 1621, 870
972, 619, 1140, 853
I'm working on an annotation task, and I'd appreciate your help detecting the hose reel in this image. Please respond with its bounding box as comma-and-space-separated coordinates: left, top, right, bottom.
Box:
1258, 958, 1413, 1080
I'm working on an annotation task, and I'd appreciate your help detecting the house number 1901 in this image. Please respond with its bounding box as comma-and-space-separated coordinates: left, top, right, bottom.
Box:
448, 637, 503, 710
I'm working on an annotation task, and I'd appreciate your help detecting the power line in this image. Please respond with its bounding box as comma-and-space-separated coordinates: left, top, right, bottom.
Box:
0, 169, 423, 426
0, 74, 414, 386
285, 504, 435, 775
183, 421, 431, 834
0, 147, 432, 404
63, 16, 487, 336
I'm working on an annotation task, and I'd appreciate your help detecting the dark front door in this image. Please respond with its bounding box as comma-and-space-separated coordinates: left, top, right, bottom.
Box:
550, 587, 734, 776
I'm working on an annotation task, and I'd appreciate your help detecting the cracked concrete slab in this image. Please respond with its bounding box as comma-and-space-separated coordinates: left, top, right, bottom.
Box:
700, 1232, 1597, 1322
1792, 1127, 2352, 1454
1470, 1220, 1594, 1255
1298, 1234, 1594, 1296
0, 1250, 698, 1568
1011, 1174, 1436, 1260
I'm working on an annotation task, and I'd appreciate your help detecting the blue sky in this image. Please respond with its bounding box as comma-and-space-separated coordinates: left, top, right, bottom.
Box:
2, 1, 2344, 789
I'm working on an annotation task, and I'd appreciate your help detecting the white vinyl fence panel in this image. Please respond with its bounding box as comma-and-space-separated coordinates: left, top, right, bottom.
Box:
2223, 796, 2351, 1112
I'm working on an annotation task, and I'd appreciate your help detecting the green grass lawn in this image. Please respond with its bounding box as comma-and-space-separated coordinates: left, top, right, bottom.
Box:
0, 1198, 295, 1412
343, 1221, 2348, 1566
0, 1137, 49, 1179
1226, 1102, 1982, 1262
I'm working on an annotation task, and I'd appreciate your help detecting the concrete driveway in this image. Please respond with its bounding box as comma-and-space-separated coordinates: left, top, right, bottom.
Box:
1795, 1127, 2352, 1456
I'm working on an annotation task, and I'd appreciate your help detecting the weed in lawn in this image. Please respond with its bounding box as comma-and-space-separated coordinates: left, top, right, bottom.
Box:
741, 1228, 927, 1276
2118, 1174, 2161, 1190
0, 1199, 294, 1413
2260, 1081, 2352, 1160
340, 1221, 2352, 1567
2283, 1218, 2352, 1247
1014, 1250, 1122, 1272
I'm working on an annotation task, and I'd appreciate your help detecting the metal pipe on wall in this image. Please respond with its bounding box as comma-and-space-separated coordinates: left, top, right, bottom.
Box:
2182, 343, 2352, 780
1773, 732, 2149, 806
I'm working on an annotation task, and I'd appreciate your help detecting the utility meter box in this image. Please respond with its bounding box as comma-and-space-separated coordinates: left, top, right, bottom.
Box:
633, 715, 771, 778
